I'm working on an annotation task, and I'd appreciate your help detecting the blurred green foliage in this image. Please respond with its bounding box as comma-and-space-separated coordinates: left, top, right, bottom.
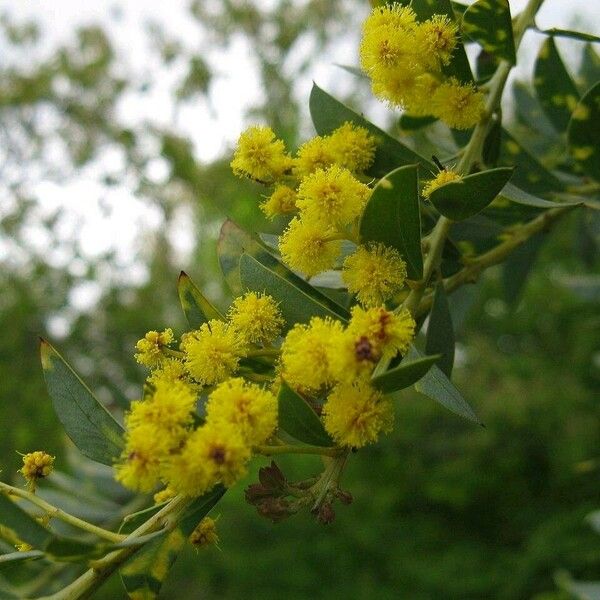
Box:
0, 3, 598, 599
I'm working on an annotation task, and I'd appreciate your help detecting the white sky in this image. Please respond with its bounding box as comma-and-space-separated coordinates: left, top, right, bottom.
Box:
1, 0, 599, 325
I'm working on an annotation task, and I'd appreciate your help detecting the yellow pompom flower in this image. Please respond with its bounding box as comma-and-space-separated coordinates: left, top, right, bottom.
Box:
281, 317, 344, 392
125, 380, 197, 435
432, 79, 485, 130
328, 123, 377, 173
422, 169, 462, 199
115, 423, 174, 493
347, 305, 415, 360
228, 292, 284, 345
415, 15, 458, 69
279, 217, 341, 277
189, 516, 219, 549
147, 358, 188, 386
360, 22, 417, 80
260, 185, 297, 219
364, 4, 417, 32
343, 243, 407, 307
327, 329, 380, 384
153, 486, 176, 504
296, 165, 371, 228
293, 136, 336, 178
181, 320, 247, 386
205, 378, 278, 446
371, 67, 421, 109
20, 451, 54, 488
166, 423, 250, 497
322, 381, 394, 448
402, 73, 442, 117
135, 329, 174, 368
230, 125, 292, 183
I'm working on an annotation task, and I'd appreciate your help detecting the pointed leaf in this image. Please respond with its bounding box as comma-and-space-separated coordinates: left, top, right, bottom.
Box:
0, 551, 44, 570
0, 494, 53, 549
578, 44, 600, 93
463, 0, 516, 64
568, 81, 600, 182
410, 347, 481, 424
428, 167, 514, 221
425, 282, 455, 377
399, 114, 437, 131
278, 382, 334, 447
177, 271, 224, 328
534, 37, 580, 132
537, 28, 600, 44
239, 253, 349, 328
121, 487, 224, 600
217, 219, 281, 296
502, 232, 545, 307
371, 353, 440, 393
40, 340, 124, 466
359, 165, 423, 279
309, 84, 434, 178
500, 182, 580, 209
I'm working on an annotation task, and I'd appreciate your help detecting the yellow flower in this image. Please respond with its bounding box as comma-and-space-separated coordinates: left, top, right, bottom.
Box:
328, 123, 376, 173
363, 4, 417, 32
415, 15, 458, 69
327, 329, 380, 384
153, 486, 176, 504
260, 185, 297, 219
181, 320, 246, 386
402, 73, 442, 117
228, 292, 284, 345
432, 79, 485, 130
293, 136, 336, 178
323, 381, 394, 448
422, 169, 462, 199
343, 243, 407, 307
20, 451, 54, 486
166, 423, 250, 497
189, 516, 219, 549
230, 125, 292, 183
280, 317, 344, 392
135, 329, 174, 368
347, 305, 415, 360
115, 423, 174, 493
296, 165, 371, 227
125, 380, 197, 435
279, 217, 341, 277
360, 22, 418, 80
370, 67, 420, 109
147, 358, 188, 386
205, 378, 278, 446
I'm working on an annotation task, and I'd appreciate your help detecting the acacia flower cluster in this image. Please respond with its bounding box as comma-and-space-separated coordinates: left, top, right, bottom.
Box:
231, 121, 410, 307
360, 4, 485, 129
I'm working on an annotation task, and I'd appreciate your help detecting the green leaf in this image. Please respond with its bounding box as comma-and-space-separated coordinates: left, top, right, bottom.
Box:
463, 0, 516, 64
277, 382, 334, 447
398, 114, 437, 131
410, 347, 481, 424
359, 165, 423, 280
371, 353, 440, 394
568, 81, 600, 182
537, 28, 600, 44
309, 83, 434, 178
44, 536, 106, 562
40, 340, 125, 466
121, 487, 224, 600
177, 271, 224, 328
578, 44, 600, 94
425, 282, 455, 377
217, 219, 280, 297
0, 550, 44, 570
500, 182, 581, 209
502, 232, 545, 307
0, 494, 53, 549
482, 116, 502, 167
428, 167, 514, 221
499, 128, 563, 194
534, 37, 580, 133
239, 253, 349, 328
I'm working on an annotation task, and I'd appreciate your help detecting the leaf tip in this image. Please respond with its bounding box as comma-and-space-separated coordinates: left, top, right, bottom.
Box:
39, 339, 54, 371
